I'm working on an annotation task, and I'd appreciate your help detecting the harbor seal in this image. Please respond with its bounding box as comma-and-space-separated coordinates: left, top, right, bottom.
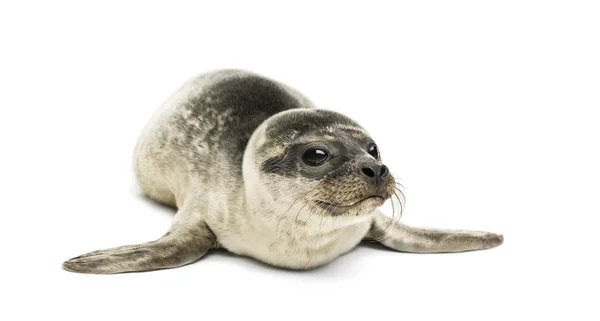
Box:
62, 69, 503, 274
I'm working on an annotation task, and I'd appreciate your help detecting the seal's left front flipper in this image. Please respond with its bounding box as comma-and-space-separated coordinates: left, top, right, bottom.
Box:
365, 210, 503, 253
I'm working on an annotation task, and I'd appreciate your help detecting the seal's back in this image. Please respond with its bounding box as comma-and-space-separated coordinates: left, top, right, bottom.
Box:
133, 70, 313, 206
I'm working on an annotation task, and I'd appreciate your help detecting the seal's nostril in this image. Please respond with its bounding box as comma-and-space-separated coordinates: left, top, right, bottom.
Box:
362, 167, 375, 178
380, 165, 389, 177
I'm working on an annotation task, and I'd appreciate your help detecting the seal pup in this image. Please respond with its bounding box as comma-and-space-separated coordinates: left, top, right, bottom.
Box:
62, 69, 503, 274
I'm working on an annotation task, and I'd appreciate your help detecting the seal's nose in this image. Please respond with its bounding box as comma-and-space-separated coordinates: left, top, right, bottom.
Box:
361, 164, 389, 185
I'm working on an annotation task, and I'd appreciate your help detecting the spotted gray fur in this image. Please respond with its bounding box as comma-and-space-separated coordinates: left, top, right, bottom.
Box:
62, 69, 503, 274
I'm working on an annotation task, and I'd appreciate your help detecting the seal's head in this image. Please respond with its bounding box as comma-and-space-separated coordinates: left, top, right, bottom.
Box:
243, 109, 400, 219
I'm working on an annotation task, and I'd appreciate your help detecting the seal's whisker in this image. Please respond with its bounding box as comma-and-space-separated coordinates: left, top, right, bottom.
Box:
276, 195, 304, 236
275, 189, 313, 236
317, 216, 329, 244
290, 199, 313, 235
291, 189, 315, 217
372, 189, 405, 243
392, 190, 404, 226
292, 181, 327, 223
309, 199, 336, 245
394, 184, 406, 205
275, 182, 325, 237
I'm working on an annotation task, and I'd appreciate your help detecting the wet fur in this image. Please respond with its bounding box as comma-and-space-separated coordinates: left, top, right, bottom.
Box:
63, 69, 503, 274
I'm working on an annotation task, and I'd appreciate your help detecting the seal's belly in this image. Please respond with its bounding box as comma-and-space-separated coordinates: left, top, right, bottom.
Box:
217, 220, 371, 269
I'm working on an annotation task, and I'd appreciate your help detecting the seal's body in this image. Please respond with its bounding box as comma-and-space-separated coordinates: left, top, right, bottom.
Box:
135, 69, 369, 269
63, 69, 503, 274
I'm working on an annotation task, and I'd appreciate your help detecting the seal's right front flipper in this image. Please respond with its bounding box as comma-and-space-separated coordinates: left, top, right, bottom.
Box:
63, 215, 216, 274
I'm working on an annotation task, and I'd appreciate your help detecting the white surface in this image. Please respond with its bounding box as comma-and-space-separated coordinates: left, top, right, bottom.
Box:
1, 1, 598, 320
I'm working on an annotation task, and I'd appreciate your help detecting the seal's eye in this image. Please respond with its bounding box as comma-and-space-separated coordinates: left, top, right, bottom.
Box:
368, 144, 379, 159
303, 148, 329, 166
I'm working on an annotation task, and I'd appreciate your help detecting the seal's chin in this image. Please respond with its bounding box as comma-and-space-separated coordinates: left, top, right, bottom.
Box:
315, 195, 387, 216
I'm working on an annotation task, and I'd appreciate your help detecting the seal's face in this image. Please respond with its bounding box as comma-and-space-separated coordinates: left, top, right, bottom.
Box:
252, 109, 398, 217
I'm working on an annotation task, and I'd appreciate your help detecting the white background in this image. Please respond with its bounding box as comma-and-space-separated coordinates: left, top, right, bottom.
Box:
1, 1, 598, 320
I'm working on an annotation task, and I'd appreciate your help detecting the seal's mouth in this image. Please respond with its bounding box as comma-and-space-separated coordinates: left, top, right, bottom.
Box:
314, 195, 387, 215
